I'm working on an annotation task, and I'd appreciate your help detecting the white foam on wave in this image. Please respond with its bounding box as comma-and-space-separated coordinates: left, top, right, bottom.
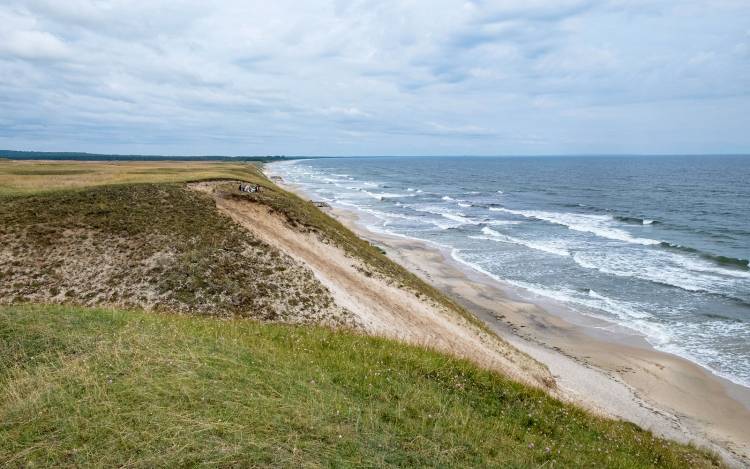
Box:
334, 201, 448, 235
407, 204, 484, 228
487, 220, 522, 226
498, 279, 669, 343
476, 226, 570, 257
585, 289, 653, 320
361, 190, 414, 200
655, 321, 750, 388
491, 207, 660, 246
675, 255, 750, 280
335, 200, 359, 208
458, 202, 472, 208
449, 249, 660, 329
366, 208, 426, 224
441, 195, 454, 201
365, 224, 450, 248
572, 249, 749, 295
350, 201, 482, 232
450, 247, 750, 387
441, 212, 481, 225
643, 219, 654, 225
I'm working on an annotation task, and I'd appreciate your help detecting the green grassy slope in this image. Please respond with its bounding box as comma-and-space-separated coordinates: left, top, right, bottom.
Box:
0, 304, 720, 468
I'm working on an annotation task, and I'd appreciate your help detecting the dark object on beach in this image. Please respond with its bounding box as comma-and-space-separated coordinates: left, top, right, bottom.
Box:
239, 183, 261, 193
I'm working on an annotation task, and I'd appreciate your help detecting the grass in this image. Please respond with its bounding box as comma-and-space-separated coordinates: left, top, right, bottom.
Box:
0, 304, 721, 468
0, 183, 344, 323
0, 159, 259, 196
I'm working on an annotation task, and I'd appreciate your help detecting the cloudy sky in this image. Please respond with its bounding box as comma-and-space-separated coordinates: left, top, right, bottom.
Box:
1, 1, 748, 156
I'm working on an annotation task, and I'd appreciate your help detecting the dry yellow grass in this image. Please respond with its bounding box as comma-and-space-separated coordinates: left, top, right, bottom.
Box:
0, 159, 258, 195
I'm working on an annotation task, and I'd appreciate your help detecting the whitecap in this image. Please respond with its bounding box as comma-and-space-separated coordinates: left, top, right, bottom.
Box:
491, 207, 660, 246
486, 220, 522, 226
571, 249, 749, 295
362, 190, 413, 200
476, 226, 570, 257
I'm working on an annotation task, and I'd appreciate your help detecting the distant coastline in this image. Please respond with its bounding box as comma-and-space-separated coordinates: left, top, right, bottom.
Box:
0, 149, 307, 162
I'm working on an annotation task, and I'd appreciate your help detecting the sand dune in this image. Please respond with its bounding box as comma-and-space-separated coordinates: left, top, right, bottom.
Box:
191, 181, 552, 391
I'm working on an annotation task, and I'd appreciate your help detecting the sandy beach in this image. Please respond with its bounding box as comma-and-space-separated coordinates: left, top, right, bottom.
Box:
272, 174, 750, 467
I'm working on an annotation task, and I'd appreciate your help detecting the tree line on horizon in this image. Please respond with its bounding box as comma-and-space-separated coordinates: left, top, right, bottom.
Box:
0, 149, 295, 162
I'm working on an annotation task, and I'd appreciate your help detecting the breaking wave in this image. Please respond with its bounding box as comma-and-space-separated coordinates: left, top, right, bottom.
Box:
474, 227, 570, 257
615, 215, 659, 225
490, 207, 661, 245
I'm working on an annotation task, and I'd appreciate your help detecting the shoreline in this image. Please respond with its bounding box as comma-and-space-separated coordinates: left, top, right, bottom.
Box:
267, 168, 750, 465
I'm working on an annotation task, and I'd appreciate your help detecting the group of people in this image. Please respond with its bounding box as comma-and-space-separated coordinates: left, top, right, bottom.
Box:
238, 183, 261, 193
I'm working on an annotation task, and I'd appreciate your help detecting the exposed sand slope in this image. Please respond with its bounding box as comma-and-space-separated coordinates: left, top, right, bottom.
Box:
190, 181, 553, 391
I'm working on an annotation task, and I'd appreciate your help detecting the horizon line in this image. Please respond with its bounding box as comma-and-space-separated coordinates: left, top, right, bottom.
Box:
2, 149, 750, 159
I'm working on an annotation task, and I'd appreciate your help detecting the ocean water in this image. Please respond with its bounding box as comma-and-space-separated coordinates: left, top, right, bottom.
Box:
268, 156, 750, 388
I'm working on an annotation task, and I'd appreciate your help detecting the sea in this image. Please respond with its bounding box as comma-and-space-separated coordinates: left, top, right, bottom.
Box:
267, 156, 750, 388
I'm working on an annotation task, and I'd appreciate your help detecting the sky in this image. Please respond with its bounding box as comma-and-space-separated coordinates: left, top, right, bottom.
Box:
0, 1, 748, 156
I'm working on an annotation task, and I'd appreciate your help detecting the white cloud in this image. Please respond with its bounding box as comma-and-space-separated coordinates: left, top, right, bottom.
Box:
0, 0, 748, 155
0, 29, 69, 60
322, 107, 371, 118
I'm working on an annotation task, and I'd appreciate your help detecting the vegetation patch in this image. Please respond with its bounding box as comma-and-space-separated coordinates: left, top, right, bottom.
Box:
0, 304, 720, 468
0, 159, 260, 196
0, 184, 350, 325
5, 169, 95, 176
